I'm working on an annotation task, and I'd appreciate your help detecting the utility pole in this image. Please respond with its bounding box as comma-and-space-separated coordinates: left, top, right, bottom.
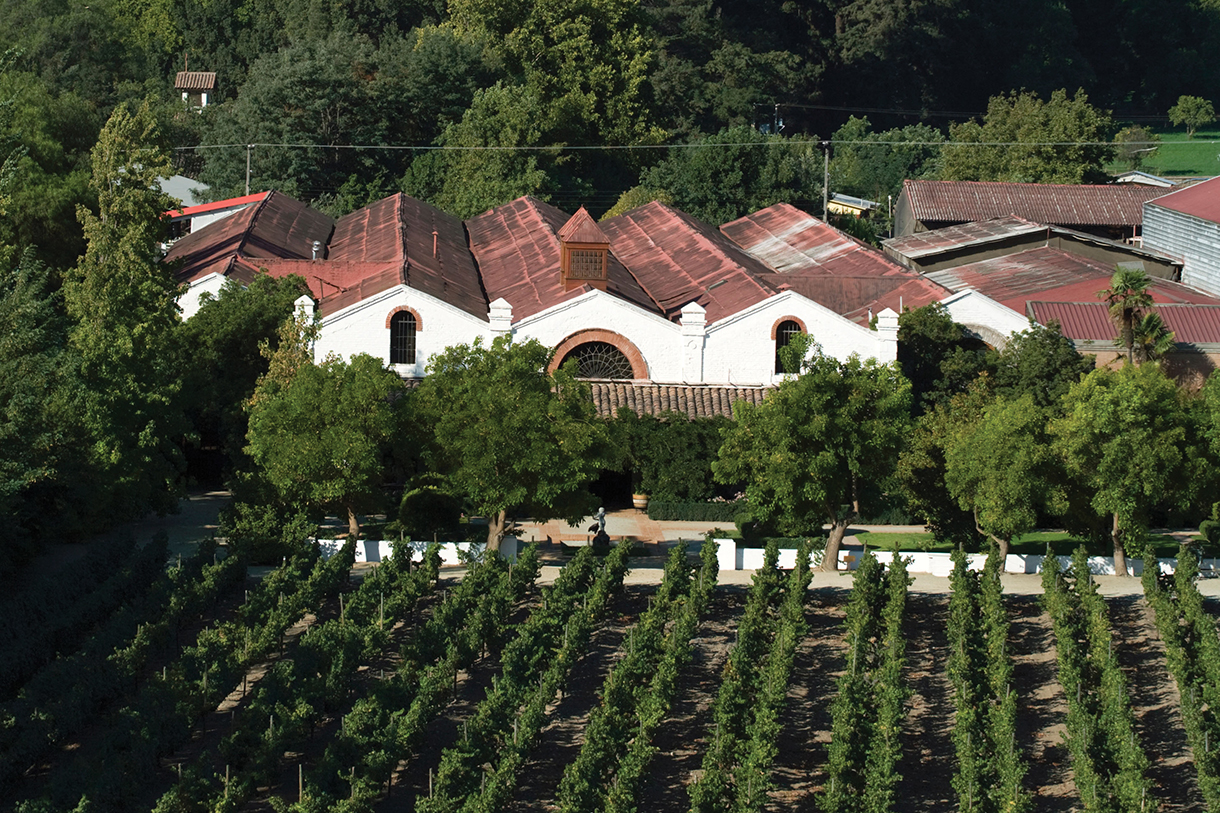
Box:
245, 144, 253, 196
820, 141, 830, 221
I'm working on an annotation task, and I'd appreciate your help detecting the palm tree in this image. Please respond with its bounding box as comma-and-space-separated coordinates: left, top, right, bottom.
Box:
1099, 268, 1155, 364
1132, 312, 1176, 364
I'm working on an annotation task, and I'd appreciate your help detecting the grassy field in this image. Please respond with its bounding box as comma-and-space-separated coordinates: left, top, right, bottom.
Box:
1111, 125, 1220, 177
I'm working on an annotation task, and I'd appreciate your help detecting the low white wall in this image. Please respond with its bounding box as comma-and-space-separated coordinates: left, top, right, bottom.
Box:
317, 538, 516, 564
711, 540, 1182, 576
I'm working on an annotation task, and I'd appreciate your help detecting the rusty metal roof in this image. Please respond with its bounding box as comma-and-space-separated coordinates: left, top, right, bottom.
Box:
467, 197, 659, 321
588, 382, 771, 418
175, 71, 216, 91
883, 215, 1046, 260
902, 180, 1167, 228
1145, 175, 1220, 224
556, 206, 609, 244
928, 246, 1220, 314
1030, 301, 1220, 343
600, 201, 777, 323
166, 191, 334, 283
721, 203, 910, 277
329, 194, 486, 319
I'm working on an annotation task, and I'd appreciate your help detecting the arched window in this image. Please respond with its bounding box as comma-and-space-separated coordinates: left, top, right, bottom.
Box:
775, 320, 803, 373
389, 311, 416, 365
559, 341, 634, 379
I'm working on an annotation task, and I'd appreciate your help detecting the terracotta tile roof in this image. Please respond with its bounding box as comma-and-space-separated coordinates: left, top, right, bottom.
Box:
1030, 301, 1220, 343
588, 382, 771, 418
902, 180, 1167, 228
1144, 175, 1220, 224
468, 197, 659, 321
883, 216, 1046, 261
600, 201, 777, 323
175, 71, 217, 91
721, 203, 911, 277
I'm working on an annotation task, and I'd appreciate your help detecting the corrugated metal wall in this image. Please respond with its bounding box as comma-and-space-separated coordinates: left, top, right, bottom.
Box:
1143, 205, 1220, 296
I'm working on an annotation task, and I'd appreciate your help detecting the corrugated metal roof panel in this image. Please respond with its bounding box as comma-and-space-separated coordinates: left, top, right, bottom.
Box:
1145, 175, 1220, 224
1030, 301, 1220, 343
721, 203, 910, 277
469, 197, 659, 321
903, 180, 1167, 227
600, 201, 776, 323
883, 216, 1045, 260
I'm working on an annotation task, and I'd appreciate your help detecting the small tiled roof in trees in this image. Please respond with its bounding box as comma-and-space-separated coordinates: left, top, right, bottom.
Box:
587, 382, 771, 418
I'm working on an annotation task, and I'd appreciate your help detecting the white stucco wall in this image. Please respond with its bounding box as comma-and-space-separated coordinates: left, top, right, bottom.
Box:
316, 285, 491, 374
703, 292, 897, 385
940, 290, 1031, 347
178, 272, 228, 319
512, 290, 684, 380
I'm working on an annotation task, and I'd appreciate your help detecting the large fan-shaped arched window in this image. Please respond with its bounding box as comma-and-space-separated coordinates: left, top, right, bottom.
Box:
775, 319, 803, 373
389, 311, 417, 365
559, 341, 634, 379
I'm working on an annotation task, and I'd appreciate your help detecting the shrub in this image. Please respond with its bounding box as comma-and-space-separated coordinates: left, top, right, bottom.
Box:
645, 500, 746, 522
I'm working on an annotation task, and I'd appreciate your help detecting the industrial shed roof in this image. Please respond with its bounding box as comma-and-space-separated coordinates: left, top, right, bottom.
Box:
1144, 175, 1220, 224
883, 215, 1046, 260
902, 180, 1167, 228
1030, 301, 1220, 343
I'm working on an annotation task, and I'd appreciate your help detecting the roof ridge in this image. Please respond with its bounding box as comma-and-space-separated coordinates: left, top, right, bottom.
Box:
233, 192, 273, 258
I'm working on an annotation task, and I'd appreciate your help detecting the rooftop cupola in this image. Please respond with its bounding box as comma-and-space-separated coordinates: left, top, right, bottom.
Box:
557, 206, 611, 291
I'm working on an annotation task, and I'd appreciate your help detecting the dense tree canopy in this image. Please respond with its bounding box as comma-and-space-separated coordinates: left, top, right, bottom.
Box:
714, 351, 911, 570
411, 337, 611, 551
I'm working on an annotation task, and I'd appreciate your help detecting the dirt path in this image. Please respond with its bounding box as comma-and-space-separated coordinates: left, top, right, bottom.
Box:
503, 587, 642, 811
894, 593, 955, 813
1108, 596, 1204, 813
644, 587, 747, 812
1008, 595, 1078, 813
766, 588, 848, 811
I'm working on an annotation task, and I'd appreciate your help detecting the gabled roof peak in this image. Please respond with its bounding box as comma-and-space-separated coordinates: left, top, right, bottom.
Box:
557, 206, 610, 245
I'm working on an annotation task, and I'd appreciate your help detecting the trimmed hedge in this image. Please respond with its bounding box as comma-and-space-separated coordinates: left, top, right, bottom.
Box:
646, 500, 745, 522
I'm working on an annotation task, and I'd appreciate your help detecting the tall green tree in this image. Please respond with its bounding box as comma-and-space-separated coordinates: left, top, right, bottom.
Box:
180, 273, 307, 468
246, 339, 406, 539
988, 321, 1094, 408
714, 351, 911, 571
411, 337, 611, 552
945, 393, 1066, 559
941, 88, 1114, 184
644, 125, 822, 225
63, 99, 187, 521
1168, 94, 1215, 138
1100, 267, 1155, 365
897, 304, 990, 414
0, 251, 90, 571
895, 393, 981, 547
1052, 363, 1190, 576
829, 116, 944, 207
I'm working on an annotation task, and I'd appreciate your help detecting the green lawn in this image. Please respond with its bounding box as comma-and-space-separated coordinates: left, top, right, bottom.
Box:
1110, 126, 1220, 177
853, 529, 1187, 557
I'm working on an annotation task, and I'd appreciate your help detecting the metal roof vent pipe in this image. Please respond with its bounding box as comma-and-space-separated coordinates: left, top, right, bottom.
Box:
311, 240, 321, 260
432, 230, 438, 258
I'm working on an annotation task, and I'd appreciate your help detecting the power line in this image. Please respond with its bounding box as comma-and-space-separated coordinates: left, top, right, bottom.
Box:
177, 138, 1192, 153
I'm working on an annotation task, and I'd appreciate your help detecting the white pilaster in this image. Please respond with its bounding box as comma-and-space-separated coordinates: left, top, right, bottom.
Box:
680, 301, 707, 382
489, 297, 513, 339
875, 307, 899, 363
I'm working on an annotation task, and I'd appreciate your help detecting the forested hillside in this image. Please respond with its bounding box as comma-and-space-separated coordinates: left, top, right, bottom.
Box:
3, 0, 1219, 264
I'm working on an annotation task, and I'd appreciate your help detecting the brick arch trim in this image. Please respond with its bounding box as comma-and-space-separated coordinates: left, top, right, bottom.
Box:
385, 306, 423, 330
771, 315, 807, 339
549, 329, 649, 379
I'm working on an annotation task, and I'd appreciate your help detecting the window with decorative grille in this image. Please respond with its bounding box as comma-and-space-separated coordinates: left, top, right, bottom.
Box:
389, 311, 416, 365
775, 320, 803, 373
567, 248, 606, 279
560, 341, 634, 379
